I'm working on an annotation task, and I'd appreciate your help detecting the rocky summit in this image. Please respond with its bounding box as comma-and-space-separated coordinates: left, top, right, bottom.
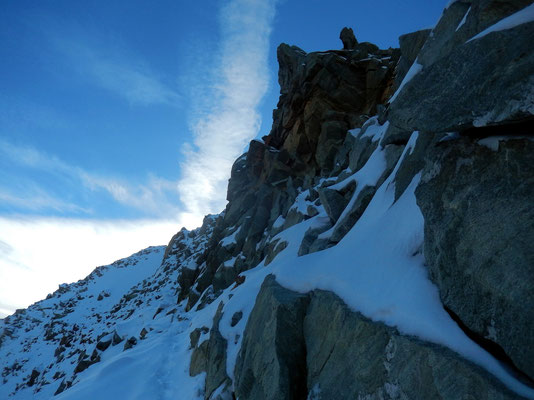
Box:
1, 1, 534, 399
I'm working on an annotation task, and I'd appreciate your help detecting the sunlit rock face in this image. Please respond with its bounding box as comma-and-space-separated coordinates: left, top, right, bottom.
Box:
1, 1, 534, 399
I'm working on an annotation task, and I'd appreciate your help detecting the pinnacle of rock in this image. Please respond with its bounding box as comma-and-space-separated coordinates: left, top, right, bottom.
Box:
340, 27, 357, 50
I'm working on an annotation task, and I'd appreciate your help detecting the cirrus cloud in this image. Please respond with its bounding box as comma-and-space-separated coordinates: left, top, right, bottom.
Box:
177, 0, 277, 219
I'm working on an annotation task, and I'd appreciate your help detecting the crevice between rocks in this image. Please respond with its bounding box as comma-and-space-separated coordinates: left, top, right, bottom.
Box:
444, 306, 534, 388
297, 332, 309, 400
460, 117, 534, 138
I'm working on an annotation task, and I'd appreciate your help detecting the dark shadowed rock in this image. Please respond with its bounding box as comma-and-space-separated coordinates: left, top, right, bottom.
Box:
318, 187, 347, 224
96, 337, 111, 351
380, 122, 412, 147
111, 331, 123, 346
394, 29, 431, 89
416, 136, 534, 380
123, 336, 137, 351
340, 27, 358, 50
139, 327, 148, 340
230, 311, 243, 327
316, 120, 349, 172
54, 379, 67, 396
234, 276, 309, 400
277, 44, 307, 96
305, 290, 517, 399
391, 130, 434, 202
190, 302, 231, 399
389, 1, 534, 133
27, 369, 39, 387
189, 326, 209, 349
74, 351, 100, 374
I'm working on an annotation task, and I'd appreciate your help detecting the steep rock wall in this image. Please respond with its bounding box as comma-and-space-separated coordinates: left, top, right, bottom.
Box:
235, 277, 517, 400
1, 1, 533, 399
183, 1, 534, 398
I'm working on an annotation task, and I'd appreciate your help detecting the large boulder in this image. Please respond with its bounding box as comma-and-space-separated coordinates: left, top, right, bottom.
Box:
234, 277, 518, 399
305, 290, 517, 399
339, 27, 358, 50
234, 276, 309, 400
416, 136, 534, 380
389, 1, 534, 133
268, 42, 399, 159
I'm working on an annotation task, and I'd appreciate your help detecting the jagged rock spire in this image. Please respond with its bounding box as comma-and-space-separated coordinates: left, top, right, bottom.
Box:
340, 27, 357, 49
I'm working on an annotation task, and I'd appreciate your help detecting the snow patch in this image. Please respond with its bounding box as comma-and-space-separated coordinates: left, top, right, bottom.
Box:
349, 127, 362, 138
361, 120, 390, 143
319, 144, 389, 240
477, 135, 534, 151
220, 226, 241, 247
272, 215, 285, 229
467, 4, 534, 42
456, 6, 471, 31
389, 61, 423, 103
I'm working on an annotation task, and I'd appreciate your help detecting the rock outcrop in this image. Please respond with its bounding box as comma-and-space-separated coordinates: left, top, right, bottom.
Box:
388, 0, 534, 133
190, 303, 231, 399
234, 276, 309, 400
416, 136, 534, 381
174, 33, 401, 312
235, 277, 517, 400
1, 1, 533, 399
340, 27, 358, 50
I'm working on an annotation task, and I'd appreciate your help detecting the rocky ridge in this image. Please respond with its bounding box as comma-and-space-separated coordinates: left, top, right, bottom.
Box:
1, 1, 533, 399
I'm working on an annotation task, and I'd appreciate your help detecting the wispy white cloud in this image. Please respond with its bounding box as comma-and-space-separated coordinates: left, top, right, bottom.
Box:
52, 33, 181, 107
0, 94, 73, 134
177, 0, 277, 219
0, 139, 186, 220
0, 216, 181, 316
78, 172, 184, 219
86, 53, 182, 107
0, 1, 278, 318
0, 142, 200, 317
0, 187, 89, 214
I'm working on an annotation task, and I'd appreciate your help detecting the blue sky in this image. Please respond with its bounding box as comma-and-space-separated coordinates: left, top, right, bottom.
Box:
0, 0, 447, 316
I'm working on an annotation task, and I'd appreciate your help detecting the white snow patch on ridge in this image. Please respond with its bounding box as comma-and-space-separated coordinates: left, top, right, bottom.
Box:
361, 119, 390, 142
220, 226, 241, 247
319, 144, 388, 240
467, 3, 534, 42
478, 135, 534, 151
456, 6, 471, 31
389, 61, 423, 103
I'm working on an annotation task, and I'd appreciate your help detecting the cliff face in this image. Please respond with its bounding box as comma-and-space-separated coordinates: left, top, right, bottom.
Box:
1, 1, 533, 399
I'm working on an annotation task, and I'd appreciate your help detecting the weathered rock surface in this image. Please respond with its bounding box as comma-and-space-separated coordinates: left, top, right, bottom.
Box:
174, 37, 401, 312
234, 276, 309, 400
3, 4, 534, 399
234, 277, 517, 399
389, 1, 534, 133
394, 28, 431, 89
190, 302, 231, 399
416, 136, 534, 380
268, 41, 399, 164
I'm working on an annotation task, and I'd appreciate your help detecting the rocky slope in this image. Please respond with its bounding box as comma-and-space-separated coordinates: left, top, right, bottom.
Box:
1, 1, 533, 399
